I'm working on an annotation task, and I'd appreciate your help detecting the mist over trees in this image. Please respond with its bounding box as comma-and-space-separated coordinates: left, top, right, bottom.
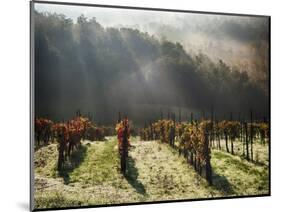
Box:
34, 11, 269, 125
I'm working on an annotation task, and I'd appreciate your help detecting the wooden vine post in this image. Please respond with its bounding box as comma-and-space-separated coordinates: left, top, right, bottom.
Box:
57, 134, 65, 172
190, 113, 194, 165
224, 127, 230, 153
245, 121, 250, 161
250, 109, 254, 161
210, 106, 214, 148
217, 120, 221, 150
121, 121, 128, 175
204, 129, 212, 185
230, 112, 234, 155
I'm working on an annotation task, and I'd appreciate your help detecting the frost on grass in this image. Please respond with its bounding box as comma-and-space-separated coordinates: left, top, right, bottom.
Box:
34, 137, 269, 209
211, 150, 269, 196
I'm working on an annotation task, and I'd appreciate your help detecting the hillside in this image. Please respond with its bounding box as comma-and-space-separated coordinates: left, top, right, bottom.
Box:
34, 137, 269, 209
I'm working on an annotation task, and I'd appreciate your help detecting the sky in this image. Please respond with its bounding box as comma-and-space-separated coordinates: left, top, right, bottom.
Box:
34, 2, 269, 83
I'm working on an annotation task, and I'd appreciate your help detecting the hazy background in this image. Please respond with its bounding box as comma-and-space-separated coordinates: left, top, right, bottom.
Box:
34, 3, 269, 125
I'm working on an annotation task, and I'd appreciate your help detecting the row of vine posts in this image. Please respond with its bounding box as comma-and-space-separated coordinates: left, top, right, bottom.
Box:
140, 107, 269, 185
141, 110, 213, 185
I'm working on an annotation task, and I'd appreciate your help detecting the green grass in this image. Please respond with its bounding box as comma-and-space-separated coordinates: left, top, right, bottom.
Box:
211, 150, 269, 196
67, 140, 119, 185
34, 136, 269, 209
35, 191, 91, 209
34, 137, 144, 208
211, 139, 269, 166
34, 144, 58, 177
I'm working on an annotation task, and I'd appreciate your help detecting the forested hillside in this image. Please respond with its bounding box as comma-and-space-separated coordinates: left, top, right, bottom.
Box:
35, 11, 268, 125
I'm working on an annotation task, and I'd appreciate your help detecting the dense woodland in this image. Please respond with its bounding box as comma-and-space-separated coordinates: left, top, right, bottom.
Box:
35, 11, 269, 125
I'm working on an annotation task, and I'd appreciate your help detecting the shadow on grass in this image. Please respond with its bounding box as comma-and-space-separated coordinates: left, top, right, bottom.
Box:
125, 156, 146, 195
211, 150, 269, 195
58, 145, 87, 185
211, 171, 235, 196
253, 160, 268, 167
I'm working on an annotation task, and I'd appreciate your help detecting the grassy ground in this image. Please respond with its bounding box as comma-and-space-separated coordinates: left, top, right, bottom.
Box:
211, 150, 269, 196
211, 139, 269, 166
34, 136, 269, 209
